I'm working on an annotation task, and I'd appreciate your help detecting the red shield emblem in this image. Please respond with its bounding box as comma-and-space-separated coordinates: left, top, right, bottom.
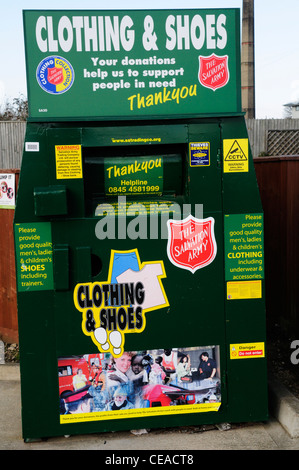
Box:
47, 67, 64, 85
167, 216, 217, 273
198, 54, 229, 91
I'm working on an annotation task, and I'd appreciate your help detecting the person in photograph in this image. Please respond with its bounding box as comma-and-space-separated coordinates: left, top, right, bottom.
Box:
7, 187, 13, 199
72, 368, 88, 391
127, 353, 150, 408
106, 352, 134, 387
127, 354, 147, 384
62, 389, 92, 414
65, 395, 92, 414
161, 349, 178, 383
88, 372, 108, 412
0, 181, 7, 193
141, 353, 154, 383
176, 354, 192, 382
198, 352, 217, 380
149, 356, 166, 384
105, 386, 134, 411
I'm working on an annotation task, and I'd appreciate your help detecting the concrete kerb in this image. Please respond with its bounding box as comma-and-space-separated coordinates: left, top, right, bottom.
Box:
0, 363, 20, 381
0, 362, 299, 439
0, 340, 4, 364
268, 372, 299, 438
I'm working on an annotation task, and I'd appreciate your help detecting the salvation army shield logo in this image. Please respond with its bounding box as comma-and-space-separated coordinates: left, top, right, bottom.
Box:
198, 54, 229, 91
167, 215, 217, 273
47, 67, 64, 86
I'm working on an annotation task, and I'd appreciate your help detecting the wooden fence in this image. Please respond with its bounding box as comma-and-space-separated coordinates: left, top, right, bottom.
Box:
2, 119, 299, 167
246, 119, 299, 157
0, 122, 26, 168
254, 156, 299, 339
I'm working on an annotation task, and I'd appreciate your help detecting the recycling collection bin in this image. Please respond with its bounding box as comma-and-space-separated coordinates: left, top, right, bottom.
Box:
14, 8, 267, 441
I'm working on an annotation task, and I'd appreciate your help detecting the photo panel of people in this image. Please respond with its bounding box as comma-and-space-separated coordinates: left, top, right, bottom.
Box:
58, 346, 221, 420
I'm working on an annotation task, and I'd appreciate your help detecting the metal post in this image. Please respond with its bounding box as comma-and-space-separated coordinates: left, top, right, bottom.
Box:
242, 0, 256, 118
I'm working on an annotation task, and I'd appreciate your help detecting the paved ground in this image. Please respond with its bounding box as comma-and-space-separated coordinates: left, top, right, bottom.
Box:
1, 365, 299, 451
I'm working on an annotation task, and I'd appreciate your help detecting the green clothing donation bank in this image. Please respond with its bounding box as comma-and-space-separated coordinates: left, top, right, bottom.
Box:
14, 8, 268, 441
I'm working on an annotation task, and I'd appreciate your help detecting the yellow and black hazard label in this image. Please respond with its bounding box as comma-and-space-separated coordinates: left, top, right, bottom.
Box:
223, 139, 248, 173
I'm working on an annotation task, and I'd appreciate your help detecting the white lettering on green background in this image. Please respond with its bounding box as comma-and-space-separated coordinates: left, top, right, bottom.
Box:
35, 13, 227, 52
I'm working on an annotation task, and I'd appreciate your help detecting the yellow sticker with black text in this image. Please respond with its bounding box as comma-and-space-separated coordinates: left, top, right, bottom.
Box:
223, 139, 248, 173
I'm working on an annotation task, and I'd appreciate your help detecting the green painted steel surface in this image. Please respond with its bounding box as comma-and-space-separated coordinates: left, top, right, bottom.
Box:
14, 8, 267, 441
23, 9, 241, 121
14, 118, 268, 441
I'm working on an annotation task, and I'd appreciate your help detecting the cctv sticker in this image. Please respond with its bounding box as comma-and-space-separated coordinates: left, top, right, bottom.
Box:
36, 56, 75, 94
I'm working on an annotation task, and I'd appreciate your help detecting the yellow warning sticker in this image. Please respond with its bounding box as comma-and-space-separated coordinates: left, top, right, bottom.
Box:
230, 342, 265, 359
223, 139, 248, 173
55, 145, 82, 179
227, 280, 262, 300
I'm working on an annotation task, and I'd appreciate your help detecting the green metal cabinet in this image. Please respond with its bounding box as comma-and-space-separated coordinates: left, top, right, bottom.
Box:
14, 118, 267, 440
14, 9, 268, 441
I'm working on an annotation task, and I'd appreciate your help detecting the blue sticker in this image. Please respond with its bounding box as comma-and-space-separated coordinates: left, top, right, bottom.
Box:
190, 142, 210, 167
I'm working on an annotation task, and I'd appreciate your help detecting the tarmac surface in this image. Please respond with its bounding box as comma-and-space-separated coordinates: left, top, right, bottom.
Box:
1, 364, 299, 451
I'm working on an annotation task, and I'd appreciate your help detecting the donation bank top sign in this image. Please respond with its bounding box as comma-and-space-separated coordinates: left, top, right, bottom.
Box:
23, 9, 241, 121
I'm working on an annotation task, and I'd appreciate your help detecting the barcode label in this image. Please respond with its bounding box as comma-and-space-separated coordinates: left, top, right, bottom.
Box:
25, 142, 39, 152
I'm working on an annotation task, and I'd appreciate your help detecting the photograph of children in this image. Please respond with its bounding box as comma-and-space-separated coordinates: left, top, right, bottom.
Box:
0, 174, 15, 208
58, 345, 221, 418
